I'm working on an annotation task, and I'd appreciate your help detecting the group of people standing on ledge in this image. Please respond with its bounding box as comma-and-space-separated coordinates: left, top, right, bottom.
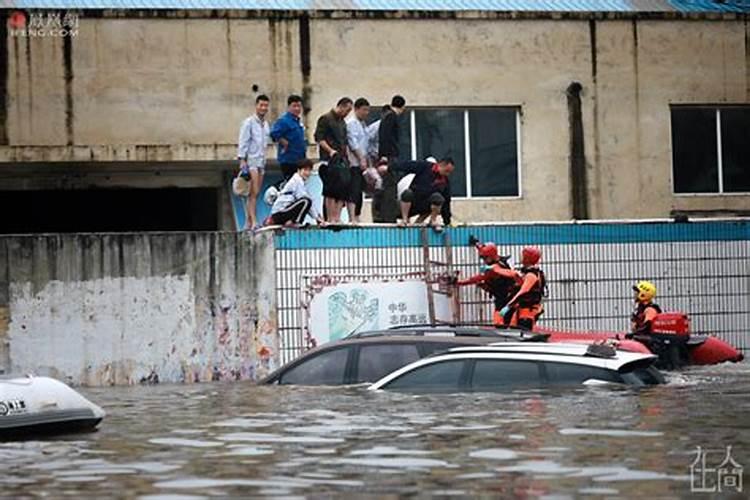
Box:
235, 94, 455, 231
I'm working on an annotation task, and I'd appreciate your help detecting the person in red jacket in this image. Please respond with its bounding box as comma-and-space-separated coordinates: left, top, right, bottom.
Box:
456, 237, 521, 327
500, 247, 546, 331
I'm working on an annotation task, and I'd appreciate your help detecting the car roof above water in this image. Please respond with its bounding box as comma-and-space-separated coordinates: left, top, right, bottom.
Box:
421, 342, 656, 370
347, 325, 548, 342
256, 334, 504, 385
368, 343, 660, 391
320, 334, 504, 350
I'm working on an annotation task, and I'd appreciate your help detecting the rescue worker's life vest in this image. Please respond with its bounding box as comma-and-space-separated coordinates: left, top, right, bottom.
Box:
631, 302, 662, 334
486, 259, 521, 309
516, 267, 546, 308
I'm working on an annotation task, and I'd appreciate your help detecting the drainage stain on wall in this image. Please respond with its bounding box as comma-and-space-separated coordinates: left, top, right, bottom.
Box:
0, 232, 279, 386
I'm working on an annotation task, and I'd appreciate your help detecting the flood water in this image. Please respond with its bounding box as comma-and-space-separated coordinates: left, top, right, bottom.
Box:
2, 364, 749, 498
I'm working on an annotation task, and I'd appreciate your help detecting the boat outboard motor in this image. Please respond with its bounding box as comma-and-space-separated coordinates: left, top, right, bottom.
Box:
632, 313, 691, 369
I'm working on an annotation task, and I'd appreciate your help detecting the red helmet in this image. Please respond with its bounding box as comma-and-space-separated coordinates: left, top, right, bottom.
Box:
478, 242, 498, 261
522, 246, 541, 266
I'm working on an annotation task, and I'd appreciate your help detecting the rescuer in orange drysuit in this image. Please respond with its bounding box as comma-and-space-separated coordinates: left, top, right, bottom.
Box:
457, 237, 521, 328
499, 247, 546, 331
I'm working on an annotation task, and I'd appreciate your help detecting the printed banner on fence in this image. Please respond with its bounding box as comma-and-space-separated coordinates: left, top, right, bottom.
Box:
308, 280, 452, 345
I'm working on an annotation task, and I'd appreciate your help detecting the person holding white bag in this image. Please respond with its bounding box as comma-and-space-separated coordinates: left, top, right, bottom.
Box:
235, 94, 271, 231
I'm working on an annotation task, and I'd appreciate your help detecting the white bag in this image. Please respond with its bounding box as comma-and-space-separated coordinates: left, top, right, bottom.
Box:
397, 173, 416, 201
232, 175, 249, 197
263, 185, 279, 206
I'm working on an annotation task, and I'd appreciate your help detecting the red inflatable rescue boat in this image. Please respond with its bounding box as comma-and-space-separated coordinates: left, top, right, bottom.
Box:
537, 312, 743, 369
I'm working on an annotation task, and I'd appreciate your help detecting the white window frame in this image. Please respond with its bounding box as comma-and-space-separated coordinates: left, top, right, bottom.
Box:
405, 107, 523, 200
671, 105, 750, 197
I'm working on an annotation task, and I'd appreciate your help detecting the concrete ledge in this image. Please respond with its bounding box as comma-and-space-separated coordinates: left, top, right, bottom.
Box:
0, 144, 238, 163
0, 144, 322, 164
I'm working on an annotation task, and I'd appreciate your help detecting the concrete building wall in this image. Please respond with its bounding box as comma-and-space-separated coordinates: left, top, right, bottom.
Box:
2, 13, 748, 221
309, 18, 591, 221
592, 20, 749, 219
0, 232, 278, 385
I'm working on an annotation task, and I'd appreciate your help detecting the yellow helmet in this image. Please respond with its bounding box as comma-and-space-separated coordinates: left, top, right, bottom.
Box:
633, 281, 657, 303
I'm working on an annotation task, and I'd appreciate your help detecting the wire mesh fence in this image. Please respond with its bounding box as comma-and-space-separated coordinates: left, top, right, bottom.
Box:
273, 220, 750, 364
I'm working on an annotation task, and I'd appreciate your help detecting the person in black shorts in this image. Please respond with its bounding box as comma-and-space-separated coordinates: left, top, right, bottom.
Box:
315, 97, 353, 223
373, 95, 407, 223
345, 97, 371, 223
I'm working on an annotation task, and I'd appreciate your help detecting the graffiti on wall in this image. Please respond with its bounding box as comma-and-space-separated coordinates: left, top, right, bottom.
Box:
308, 279, 452, 346
327, 289, 379, 342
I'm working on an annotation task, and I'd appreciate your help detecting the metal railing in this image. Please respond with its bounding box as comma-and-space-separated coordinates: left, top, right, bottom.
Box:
273, 220, 750, 364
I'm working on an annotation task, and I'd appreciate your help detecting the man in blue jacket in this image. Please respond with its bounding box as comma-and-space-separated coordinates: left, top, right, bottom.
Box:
270, 95, 307, 182
394, 157, 454, 229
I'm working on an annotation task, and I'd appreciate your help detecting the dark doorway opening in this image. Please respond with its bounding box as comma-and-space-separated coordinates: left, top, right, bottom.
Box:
0, 188, 219, 233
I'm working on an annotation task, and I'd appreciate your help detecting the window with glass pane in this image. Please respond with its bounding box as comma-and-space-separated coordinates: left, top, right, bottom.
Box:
385, 360, 465, 390
355, 343, 420, 383
671, 108, 718, 193
419, 342, 460, 357
415, 109, 467, 196
469, 109, 519, 197
397, 113, 413, 162
720, 108, 750, 193
543, 362, 621, 385
471, 360, 541, 390
279, 347, 350, 385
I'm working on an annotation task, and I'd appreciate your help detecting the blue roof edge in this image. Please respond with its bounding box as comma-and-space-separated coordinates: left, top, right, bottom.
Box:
3, 0, 749, 14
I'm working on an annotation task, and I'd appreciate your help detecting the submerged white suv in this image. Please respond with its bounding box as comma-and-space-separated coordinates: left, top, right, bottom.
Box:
368, 343, 664, 392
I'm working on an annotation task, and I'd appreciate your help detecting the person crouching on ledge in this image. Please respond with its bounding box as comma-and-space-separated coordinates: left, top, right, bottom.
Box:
267, 160, 326, 228
394, 157, 454, 230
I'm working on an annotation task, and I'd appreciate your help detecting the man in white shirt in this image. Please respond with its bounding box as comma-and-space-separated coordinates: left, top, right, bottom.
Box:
346, 98, 370, 223
268, 160, 325, 227
237, 94, 271, 230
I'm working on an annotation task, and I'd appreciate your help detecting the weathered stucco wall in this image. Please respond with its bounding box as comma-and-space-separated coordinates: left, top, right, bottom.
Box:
592, 20, 749, 219
2, 13, 748, 220
0, 232, 278, 385
5, 16, 304, 150
310, 18, 589, 222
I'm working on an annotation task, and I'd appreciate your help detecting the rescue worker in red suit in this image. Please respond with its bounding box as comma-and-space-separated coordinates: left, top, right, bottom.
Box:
630, 281, 661, 335
499, 247, 546, 331
457, 237, 521, 328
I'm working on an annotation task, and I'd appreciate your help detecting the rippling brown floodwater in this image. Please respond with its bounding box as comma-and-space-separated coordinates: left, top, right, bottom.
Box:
2, 363, 749, 498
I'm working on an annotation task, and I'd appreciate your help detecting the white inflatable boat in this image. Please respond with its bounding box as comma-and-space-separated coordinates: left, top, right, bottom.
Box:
0, 376, 105, 439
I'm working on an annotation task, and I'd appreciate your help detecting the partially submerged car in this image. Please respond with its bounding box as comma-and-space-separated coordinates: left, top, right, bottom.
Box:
259, 328, 548, 386
377, 324, 545, 339
368, 342, 664, 393
387, 322, 652, 356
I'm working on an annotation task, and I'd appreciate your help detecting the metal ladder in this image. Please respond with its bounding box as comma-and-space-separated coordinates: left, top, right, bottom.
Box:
420, 228, 460, 325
